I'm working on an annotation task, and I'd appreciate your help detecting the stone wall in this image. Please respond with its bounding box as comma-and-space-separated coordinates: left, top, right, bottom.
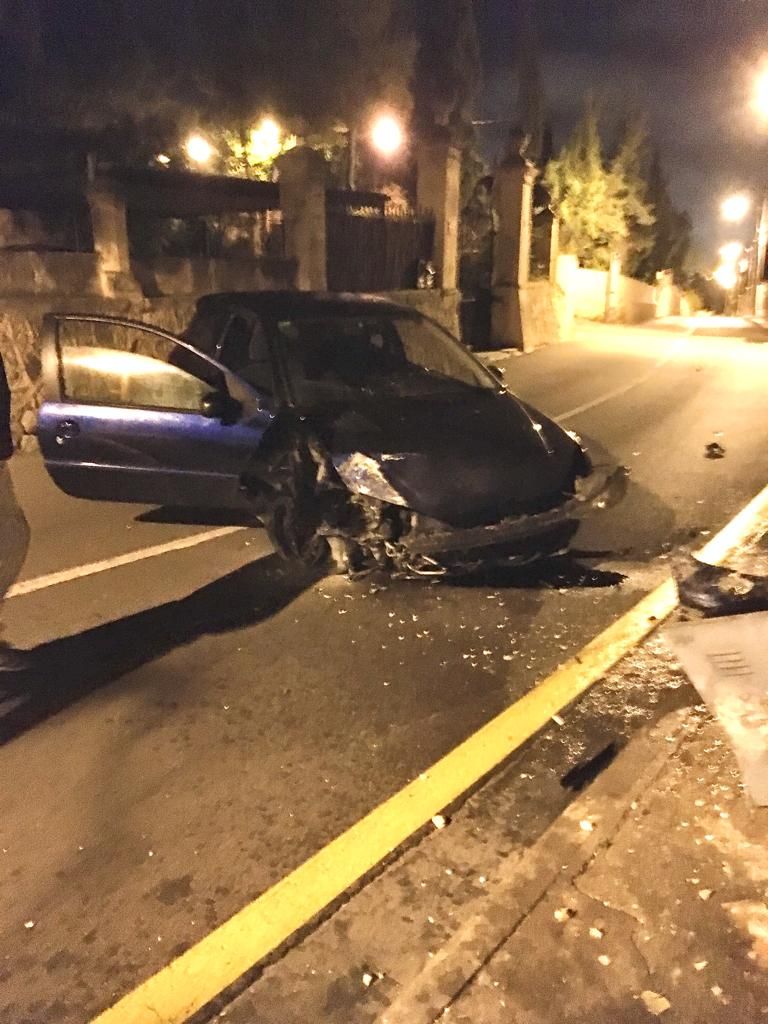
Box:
131, 255, 294, 299
386, 288, 461, 338
0, 251, 104, 297
557, 257, 683, 325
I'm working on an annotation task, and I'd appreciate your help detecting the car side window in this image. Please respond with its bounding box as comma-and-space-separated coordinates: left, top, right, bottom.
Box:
218, 315, 253, 371
55, 319, 221, 413
218, 314, 274, 395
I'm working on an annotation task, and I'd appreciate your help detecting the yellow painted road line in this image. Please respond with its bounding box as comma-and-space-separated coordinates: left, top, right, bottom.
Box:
92, 482, 768, 1024
6, 527, 246, 600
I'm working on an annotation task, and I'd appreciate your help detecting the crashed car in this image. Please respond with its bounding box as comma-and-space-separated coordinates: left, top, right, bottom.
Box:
38, 292, 625, 574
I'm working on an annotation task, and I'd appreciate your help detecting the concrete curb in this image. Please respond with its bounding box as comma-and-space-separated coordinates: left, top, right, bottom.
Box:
376, 708, 697, 1024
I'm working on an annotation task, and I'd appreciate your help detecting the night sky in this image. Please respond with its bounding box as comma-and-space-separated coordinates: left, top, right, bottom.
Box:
476, 0, 768, 265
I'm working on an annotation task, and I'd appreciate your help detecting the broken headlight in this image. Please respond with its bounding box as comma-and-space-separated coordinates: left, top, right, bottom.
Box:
332, 453, 410, 507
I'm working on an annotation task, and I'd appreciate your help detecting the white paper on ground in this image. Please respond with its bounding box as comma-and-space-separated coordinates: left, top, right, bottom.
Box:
666, 611, 768, 805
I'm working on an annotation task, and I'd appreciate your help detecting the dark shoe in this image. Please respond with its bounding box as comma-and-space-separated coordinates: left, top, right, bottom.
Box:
0, 645, 32, 672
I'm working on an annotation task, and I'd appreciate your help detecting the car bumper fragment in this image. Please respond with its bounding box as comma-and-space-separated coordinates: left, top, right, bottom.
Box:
400, 463, 628, 557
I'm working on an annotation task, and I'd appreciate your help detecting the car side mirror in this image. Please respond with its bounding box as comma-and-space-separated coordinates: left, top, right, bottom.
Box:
201, 391, 242, 423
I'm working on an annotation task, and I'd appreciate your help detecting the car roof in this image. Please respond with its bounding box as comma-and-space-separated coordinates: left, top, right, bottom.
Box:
194, 291, 420, 320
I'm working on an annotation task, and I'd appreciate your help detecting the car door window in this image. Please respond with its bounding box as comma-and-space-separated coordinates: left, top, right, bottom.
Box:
216, 314, 275, 395
218, 315, 253, 371
55, 319, 221, 413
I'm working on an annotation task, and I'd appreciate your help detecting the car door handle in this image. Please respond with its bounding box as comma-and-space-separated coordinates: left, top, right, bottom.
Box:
56, 419, 80, 444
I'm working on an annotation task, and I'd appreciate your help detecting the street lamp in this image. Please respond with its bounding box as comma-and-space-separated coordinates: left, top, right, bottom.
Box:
370, 113, 405, 158
720, 193, 751, 223
719, 241, 743, 264
754, 68, 768, 120
184, 133, 215, 166
714, 264, 738, 291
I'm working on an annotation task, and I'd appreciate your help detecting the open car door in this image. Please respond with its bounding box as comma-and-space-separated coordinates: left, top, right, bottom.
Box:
37, 314, 274, 509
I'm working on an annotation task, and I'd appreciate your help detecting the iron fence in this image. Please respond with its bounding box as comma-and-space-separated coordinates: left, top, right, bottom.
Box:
127, 209, 285, 261
326, 207, 435, 293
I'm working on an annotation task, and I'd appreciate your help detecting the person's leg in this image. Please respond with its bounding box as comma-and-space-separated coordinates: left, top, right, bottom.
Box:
0, 462, 30, 668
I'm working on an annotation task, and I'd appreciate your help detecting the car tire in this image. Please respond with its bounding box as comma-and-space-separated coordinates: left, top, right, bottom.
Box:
265, 496, 331, 569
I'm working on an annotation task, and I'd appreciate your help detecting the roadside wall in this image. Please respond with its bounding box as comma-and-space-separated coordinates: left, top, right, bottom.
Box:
618, 275, 656, 324
556, 257, 683, 325
563, 265, 606, 320
131, 255, 294, 298
0, 251, 104, 297
0, 250, 293, 300
386, 288, 461, 337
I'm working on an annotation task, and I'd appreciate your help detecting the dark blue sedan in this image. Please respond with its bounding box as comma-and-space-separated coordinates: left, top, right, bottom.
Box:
38, 292, 624, 573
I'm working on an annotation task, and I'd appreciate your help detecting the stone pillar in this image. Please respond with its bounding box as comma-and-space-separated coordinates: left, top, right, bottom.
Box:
86, 181, 139, 297
277, 146, 328, 292
548, 215, 560, 284
604, 253, 621, 321
416, 138, 460, 291
491, 153, 537, 350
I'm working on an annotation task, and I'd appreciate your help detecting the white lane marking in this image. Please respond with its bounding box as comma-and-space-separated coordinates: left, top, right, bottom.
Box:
6, 526, 246, 600
554, 337, 687, 423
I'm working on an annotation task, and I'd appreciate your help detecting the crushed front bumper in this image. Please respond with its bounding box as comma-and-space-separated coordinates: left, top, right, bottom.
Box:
399, 463, 629, 558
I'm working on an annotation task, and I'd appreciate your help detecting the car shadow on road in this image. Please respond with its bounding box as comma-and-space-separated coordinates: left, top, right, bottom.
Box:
0, 554, 320, 746
437, 555, 627, 590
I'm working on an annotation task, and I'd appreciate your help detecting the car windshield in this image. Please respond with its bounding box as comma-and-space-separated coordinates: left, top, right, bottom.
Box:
268, 313, 498, 403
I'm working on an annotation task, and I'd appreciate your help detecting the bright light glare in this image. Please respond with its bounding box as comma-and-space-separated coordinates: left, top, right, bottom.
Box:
248, 117, 295, 164
714, 265, 738, 290
66, 348, 170, 375
720, 193, 751, 223
755, 68, 768, 118
718, 242, 743, 264
155, 153, 171, 166
185, 134, 215, 165
370, 114, 405, 157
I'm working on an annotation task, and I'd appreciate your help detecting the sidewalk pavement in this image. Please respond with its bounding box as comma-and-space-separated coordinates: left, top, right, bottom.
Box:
432, 709, 768, 1024
215, 671, 768, 1023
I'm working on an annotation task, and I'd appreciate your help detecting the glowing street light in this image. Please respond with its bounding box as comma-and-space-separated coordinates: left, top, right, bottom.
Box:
720, 193, 751, 223
184, 133, 215, 165
370, 114, 405, 157
714, 264, 738, 290
754, 67, 768, 119
718, 241, 743, 265
247, 116, 290, 165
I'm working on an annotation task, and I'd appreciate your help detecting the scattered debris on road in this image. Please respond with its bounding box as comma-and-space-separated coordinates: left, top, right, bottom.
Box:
553, 907, 576, 923
361, 968, 385, 988
639, 990, 671, 1015
704, 441, 726, 459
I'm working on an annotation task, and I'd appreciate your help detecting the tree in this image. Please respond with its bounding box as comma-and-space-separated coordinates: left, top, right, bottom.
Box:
0, 1, 417, 162
545, 101, 625, 269
411, 0, 482, 139
634, 152, 692, 283
545, 101, 654, 270
610, 116, 656, 276
516, 0, 546, 164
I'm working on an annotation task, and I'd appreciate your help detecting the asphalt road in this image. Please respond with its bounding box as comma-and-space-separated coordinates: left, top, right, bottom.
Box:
1, 317, 767, 1024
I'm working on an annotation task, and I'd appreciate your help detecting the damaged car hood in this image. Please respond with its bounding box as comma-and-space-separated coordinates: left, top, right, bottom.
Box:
316, 390, 586, 528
